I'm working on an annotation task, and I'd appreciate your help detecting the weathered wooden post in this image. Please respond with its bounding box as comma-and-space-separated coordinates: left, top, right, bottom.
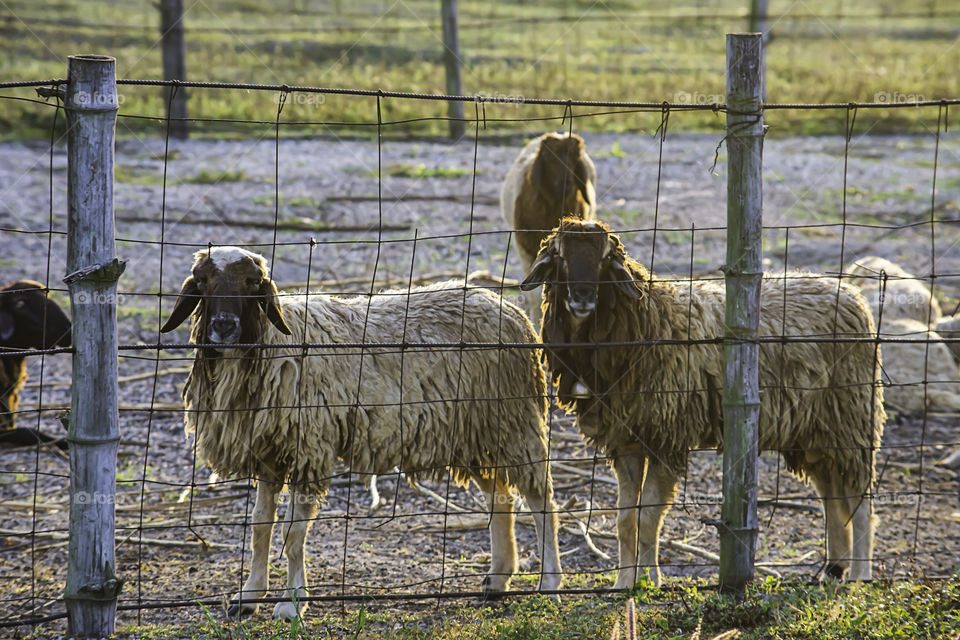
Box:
160, 0, 189, 139
440, 0, 465, 140
719, 33, 764, 595
63, 54, 124, 637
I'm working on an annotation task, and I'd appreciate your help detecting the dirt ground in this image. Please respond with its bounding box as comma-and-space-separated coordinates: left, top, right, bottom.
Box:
1, 128, 959, 632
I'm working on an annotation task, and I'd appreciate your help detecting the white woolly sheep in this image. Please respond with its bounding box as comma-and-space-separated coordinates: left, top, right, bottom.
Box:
521, 219, 884, 588
501, 132, 596, 322
160, 247, 562, 619
846, 256, 942, 327
878, 318, 960, 413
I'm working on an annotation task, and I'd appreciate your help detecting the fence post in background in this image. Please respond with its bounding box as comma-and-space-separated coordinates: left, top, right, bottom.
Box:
440, 0, 465, 140
748, 0, 769, 100
63, 54, 125, 637
719, 33, 764, 595
160, 0, 189, 139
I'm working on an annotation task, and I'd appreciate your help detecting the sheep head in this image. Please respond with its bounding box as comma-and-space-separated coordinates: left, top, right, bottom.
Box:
520, 218, 643, 322
531, 133, 592, 216
159, 247, 291, 350
0, 281, 71, 349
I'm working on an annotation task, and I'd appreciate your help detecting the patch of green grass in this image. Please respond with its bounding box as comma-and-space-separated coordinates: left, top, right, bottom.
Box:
179, 169, 249, 184
100, 577, 960, 639
363, 163, 470, 179
115, 165, 164, 185
3, 0, 956, 140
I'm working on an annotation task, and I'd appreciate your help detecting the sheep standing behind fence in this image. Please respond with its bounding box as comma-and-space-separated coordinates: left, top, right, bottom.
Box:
521, 218, 884, 588
160, 247, 562, 619
0, 280, 71, 449
501, 132, 596, 323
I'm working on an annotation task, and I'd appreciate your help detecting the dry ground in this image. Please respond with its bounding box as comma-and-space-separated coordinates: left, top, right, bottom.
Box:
0, 128, 959, 631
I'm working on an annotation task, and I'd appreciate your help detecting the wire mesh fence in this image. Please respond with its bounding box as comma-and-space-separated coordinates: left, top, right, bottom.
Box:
0, 63, 958, 633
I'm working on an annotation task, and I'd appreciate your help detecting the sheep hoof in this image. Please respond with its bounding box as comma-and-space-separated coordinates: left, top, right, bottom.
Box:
272, 601, 303, 621
480, 575, 508, 601
571, 382, 590, 399
824, 563, 847, 580
226, 601, 258, 618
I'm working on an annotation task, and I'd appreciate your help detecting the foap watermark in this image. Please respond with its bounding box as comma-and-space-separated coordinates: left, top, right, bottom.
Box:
675, 91, 724, 106
72, 89, 125, 107
277, 92, 325, 108
72, 290, 127, 306
874, 91, 926, 105
476, 91, 525, 106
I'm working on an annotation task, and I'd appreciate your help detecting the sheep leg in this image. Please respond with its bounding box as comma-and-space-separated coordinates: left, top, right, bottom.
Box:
612, 453, 646, 590
844, 480, 874, 581
273, 488, 318, 621
809, 469, 853, 579
227, 476, 282, 617
519, 470, 563, 596
475, 475, 519, 596
635, 460, 676, 588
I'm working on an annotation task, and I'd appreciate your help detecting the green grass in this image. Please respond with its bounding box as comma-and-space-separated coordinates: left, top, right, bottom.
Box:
1, 1, 957, 139
179, 168, 249, 184
364, 163, 470, 179
92, 577, 960, 639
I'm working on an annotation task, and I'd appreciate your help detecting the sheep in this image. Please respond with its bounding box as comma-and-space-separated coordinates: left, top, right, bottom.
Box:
845, 256, 942, 327
501, 132, 596, 323
0, 281, 71, 450
878, 318, 960, 413
160, 247, 562, 620
520, 218, 884, 587
934, 314, 960, 364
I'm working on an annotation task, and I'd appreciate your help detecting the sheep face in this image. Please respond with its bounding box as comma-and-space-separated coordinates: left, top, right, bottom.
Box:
532, 134, 592, 214
159, 248, 291, 349
520, 218, 643, 321
0, 281, 71, 349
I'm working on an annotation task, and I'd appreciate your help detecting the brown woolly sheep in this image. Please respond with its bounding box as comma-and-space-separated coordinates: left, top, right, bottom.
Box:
160, 247, 562, 620
521, 219, 884, 588
501, 132, 596, 322
0, 281, 71, 450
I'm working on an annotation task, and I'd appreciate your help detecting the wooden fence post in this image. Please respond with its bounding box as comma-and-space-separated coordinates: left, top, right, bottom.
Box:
63, 54, 125, 637
719, 33, 764, 595
160, 0, 189, 139
440, 0, 465, 139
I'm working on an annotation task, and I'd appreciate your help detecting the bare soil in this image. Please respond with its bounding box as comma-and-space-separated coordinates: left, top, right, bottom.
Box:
0, 129, 958, 632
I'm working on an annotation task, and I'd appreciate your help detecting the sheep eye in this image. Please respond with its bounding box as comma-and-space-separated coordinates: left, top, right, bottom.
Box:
247, 278, 261, 287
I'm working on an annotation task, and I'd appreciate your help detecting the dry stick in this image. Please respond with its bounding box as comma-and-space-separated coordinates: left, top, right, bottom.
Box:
279, 270, 519, 292
551, 461, 617, 485
0, 528, 232, 549
116, 214, 410, 234
24, 366, 192, 389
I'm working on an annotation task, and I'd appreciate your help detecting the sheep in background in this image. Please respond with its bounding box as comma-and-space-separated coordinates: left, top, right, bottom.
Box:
521, 219, 884, 587
160, 247, 562, 620
0, 281, 71, 449
846, 256, 942, 327
878, 318, 960, 413
501, 132, 596, 323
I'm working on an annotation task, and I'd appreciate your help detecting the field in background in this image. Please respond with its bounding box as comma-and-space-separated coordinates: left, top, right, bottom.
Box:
1, 0, 958, 138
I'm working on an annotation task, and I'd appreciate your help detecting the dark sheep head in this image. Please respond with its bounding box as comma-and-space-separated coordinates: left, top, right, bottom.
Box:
531, 133, 592, 216
520, 218, 644, 321
159, 247, 291, 351
0, 281, 72, 350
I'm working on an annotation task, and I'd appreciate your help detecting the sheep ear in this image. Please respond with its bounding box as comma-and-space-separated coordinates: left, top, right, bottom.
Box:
520, 249, 557, 291
0, 311, 13, 341
258, 278, 292, 335
160, 276, 201, 333
608, 256, 644, 300
574, 160, 591, 207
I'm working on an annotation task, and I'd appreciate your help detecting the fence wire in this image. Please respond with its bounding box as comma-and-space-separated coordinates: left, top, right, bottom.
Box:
0, 81, 957, 632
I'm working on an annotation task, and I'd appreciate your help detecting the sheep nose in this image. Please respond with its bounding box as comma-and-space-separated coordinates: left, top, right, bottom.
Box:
566, 284, 596, 318
209, 314, 240, 343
